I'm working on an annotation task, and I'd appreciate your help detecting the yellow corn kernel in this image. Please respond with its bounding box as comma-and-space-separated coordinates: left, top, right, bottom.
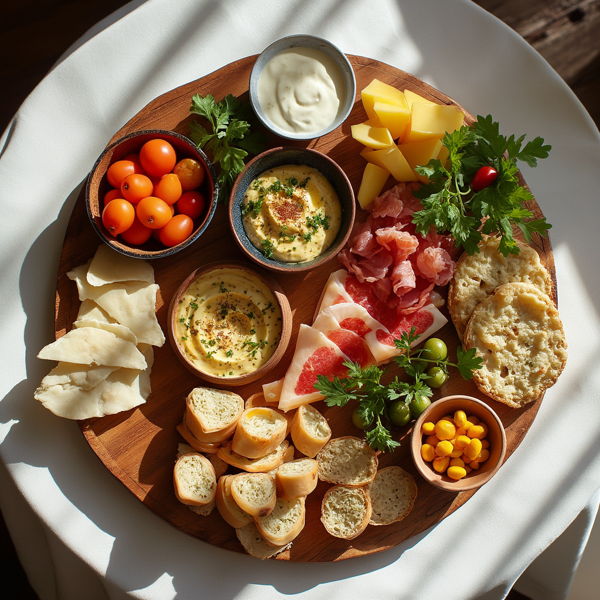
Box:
447, 466, 467, 480
477, 448, 490, 463
421, 443, 436, 462
421, 421, 435, 435
469, 415, 480, 425
450, 458, 465, 468
450, 447, 463, 458
455, 426, 466, 436
463, 420, 473, 431
479, 422, 489, 437
432, 456, 450, 473
454, 434, 471, 450
470, 461, 480, 470
435, 419, 456, 441
435, 440, 454, 457
453, 410, 467, 428
462, 454, 472, 464
425, 435, 440, 446
481, 439, 490, 449
464, 438, 483, 460
468, 424, 486, 439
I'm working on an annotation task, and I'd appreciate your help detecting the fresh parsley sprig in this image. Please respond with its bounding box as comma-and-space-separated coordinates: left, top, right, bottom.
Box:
412, 114, 551, 256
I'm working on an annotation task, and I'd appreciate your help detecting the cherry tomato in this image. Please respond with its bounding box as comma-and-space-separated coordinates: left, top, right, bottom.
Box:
173, 158, 205, 190
139, 139, 177, 177
158, 214, 194, 247
176, 190, 205, 219
120, 217, 153, 246
388, 400, 411, 427
423, 337, 448, 361
122, 153, 144, 174
409, 395, 431, 418
120, 173, 153, 205
106, 160, 137, 188
471, 166, 498, 191
154, 173, 182, 205
427, 366, 448, 389
351, 408, 370, 430
136, 196, 172, 229
102, 199, 135, 236
103, 188, 121, 207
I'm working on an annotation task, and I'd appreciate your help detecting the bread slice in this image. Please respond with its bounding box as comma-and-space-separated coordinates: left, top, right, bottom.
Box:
230, 472, 276, 517
216, 474, 252, 528
368, 466, 417, 526
317, 436, 378, 486
189, 499, 215, 517
291, 404, 332, 458
232, 407, 288, 459
176, 422, 221, 454
275, 458, 319, 499
448, 235, 553, 339
185, 387, 244, 436
321, 485, 372, 540
256, 496, 306, 546
235, 522, 291, 559
217, 440, 291, 473
173, 452, 217, 507
464, 282, 567, 407
183, 412, 238, 443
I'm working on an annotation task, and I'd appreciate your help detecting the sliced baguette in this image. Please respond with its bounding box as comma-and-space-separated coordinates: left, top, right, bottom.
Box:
230, 472, 276, 517
256, 496, 306, 546
184, 412, 237, 443
176, 422, 221, 454
217, 440, 291, 473
185, 387, 244, 436
368, 466, 417, 526
316, 436, 378, 486
291, 404, 332, 458
189, 498, 215, 517
275, 458, 319, 499
321, 485, 372, 540
235, 522, 291, 560
216, 474, 252, 528
207, 453, 228, 478
173, 452, 217, 507
232, 407, 288, 459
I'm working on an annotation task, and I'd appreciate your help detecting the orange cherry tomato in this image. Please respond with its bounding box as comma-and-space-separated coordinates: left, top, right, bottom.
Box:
122, 153, 145, 174
173, 158, 205, 190
106, 160, 138, 188
139, 139, 177, 177
102, 199, 135, 236
120, 217, 153, 245
103, 188, 122, 207
136, 196, 172, 229
158, 214, 194, 247
177, 190, 206, 219
154, 173, 182, 205
120, 173, 153, 204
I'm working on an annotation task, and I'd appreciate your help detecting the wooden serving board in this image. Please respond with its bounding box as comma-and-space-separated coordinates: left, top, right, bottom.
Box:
54, 55, 555, 561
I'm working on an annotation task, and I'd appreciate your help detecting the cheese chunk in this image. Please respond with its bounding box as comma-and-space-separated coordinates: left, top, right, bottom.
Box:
404, 89, 437, 109
406, 103, 464, 142
357, 162, 389, 209
361, 146, 417, 182
361, 79, 407, 124
372, 100, 411, 140
351, 123, 394, 149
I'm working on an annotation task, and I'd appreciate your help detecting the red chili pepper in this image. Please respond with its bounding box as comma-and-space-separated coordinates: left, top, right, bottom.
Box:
471, 166, 498, 191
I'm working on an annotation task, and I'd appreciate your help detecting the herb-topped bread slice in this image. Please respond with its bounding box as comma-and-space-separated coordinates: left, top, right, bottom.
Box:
321, 485, 372, 540
368, 466, 417, 526
316, 436, 378, 486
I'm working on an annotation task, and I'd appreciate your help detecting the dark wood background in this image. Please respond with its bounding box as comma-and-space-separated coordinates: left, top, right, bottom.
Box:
1, 0, 598, 596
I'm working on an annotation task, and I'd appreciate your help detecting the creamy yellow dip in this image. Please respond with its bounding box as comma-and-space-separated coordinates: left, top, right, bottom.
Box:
174, 267, 282, 378
241, 165, 341, 263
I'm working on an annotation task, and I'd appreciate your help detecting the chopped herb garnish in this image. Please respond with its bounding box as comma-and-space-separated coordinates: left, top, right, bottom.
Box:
261, 239, 275, 258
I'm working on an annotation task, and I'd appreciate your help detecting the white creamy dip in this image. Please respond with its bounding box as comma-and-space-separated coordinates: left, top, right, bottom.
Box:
257, 47, 345, 134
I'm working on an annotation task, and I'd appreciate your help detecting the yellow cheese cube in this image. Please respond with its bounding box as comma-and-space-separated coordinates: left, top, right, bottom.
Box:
373, 101, 411, 140
405, 104, 464, 142
351, 122, 394, 149
361, 79, 406, 124
357, 163, 389, 209
398, 138, 443, 182
362, 146, 417, 182
404, 89, 437, 109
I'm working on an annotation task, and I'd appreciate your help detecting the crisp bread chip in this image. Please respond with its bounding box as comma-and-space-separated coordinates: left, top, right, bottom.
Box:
38, 363, 117, 390
448, 236, 553, 339
464, 282, 567, 407
74, 319, 138, 345
76, 299, 114, 323
87, 244, 154, 287
37, 327, 147, 369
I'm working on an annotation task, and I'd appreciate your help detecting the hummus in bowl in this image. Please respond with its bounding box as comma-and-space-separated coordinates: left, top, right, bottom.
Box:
168, 263, 292, 385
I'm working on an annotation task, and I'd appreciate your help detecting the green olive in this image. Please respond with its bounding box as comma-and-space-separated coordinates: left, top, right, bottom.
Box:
409, 395, 431, 418
427, 366, 448, 388
351, 408, 370, 430
388, 400, 411, 427
423, 337, 448, 361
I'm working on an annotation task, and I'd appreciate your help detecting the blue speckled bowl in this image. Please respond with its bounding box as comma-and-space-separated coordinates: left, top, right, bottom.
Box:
228, 147, 355, 273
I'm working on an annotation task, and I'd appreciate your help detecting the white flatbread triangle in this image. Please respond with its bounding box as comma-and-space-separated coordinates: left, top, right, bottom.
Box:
87, 244, 154, 287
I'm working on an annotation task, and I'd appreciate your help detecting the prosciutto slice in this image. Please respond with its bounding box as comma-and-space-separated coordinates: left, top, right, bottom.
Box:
416, 246, 455, 286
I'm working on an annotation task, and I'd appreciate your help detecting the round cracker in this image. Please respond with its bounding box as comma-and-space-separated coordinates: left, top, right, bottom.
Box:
448, 236, 553, 339
464, 282, 567, 407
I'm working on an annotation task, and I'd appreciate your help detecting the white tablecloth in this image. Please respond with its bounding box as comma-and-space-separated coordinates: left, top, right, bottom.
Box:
1, 1, 599, 599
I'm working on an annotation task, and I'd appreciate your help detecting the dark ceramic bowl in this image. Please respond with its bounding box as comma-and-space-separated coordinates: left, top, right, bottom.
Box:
86, 129, 218, 259
228, 146, 355, 273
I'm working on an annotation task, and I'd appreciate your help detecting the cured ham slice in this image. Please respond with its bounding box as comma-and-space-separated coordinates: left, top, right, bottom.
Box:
278, 325, 350, 412
416, 246, 455, 286
314, 269, 353, 318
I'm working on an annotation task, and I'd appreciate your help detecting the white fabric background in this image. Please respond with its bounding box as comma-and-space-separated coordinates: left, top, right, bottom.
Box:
1, 1, 599, 599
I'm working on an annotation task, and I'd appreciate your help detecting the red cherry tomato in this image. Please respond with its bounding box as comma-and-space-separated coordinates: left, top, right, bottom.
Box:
173, 158, 205, 190
106, 160, 138, 188
154, 173, 182, 205
103, 188, 122, 207
120, 218, 153, 246
136, 196, 172, 229
139, 139, 177, 177
158, 214, 194, 247
102, 199, 135, 236
471, 166, 498, 191
121, 173, 153, 204
176, 190, 206, 219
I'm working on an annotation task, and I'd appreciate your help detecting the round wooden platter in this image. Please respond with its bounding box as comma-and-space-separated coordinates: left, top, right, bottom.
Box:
54, 55, 555, 562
